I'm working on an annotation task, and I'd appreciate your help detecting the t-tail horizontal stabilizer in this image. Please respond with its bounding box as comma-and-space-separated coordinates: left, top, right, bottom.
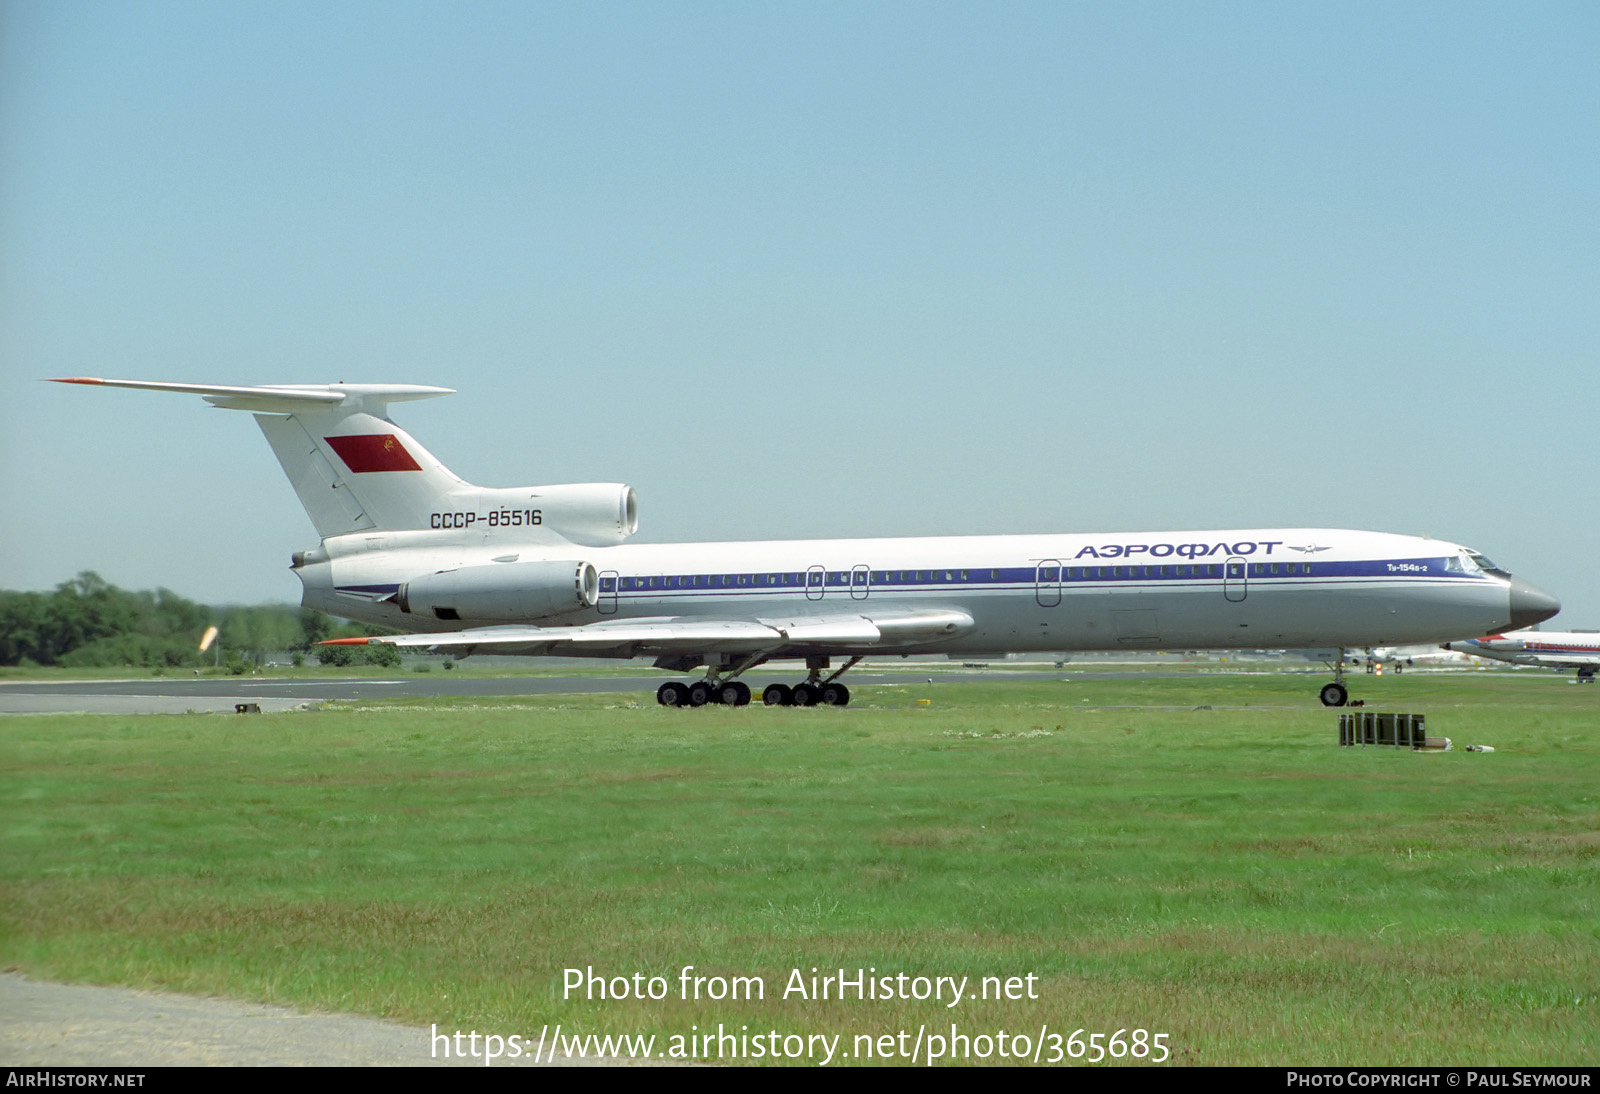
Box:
47, 377, 639, 548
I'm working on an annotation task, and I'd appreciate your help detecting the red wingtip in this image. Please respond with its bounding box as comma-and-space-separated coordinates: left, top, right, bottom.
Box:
319, 637, 372, 645
47, 376, 106, 385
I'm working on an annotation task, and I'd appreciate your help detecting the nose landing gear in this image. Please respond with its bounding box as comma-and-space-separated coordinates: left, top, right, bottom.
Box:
1319, 648, 1352, 707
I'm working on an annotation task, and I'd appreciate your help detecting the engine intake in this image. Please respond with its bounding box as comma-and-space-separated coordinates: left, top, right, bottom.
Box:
531, 483, 638, 546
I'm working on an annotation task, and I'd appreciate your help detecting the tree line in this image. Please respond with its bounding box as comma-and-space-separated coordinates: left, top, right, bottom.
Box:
0, 572, 397, 669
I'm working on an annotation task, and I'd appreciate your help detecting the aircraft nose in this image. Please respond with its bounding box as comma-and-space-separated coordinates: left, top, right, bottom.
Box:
1507, 577, 1561, 630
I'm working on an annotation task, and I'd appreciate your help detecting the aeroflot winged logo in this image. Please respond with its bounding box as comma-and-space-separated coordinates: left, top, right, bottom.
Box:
323, 434, 422, 473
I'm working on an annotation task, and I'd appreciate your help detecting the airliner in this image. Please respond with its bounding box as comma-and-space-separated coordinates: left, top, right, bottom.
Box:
1442, 631, 1599, 682
52, 378, 1561, 708
1315, 645, 1476, 673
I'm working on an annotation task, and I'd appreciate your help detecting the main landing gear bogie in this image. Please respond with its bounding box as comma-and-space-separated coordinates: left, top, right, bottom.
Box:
657, 680, 752, 707
759, 682, 851, 707
658, 679, 852, 708
659, 656, 860, 710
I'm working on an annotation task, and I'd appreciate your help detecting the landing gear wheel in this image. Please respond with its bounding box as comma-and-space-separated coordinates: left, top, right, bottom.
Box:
763, 683, 793, 707
1319, 682, 1349, 708
658, 682, 691, 707
820, 682, 851, 706
792, 683, 821, 707
714, 681, 751, 706
687, 681, 712, 707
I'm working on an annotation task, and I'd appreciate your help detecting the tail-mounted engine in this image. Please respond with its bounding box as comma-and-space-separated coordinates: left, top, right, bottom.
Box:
397, 560, 599, 622
465, 483, 638, 546
527, 483, 638, 547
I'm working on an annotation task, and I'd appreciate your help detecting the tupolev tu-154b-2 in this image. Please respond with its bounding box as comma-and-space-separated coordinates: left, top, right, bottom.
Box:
52, 377, 1561, 708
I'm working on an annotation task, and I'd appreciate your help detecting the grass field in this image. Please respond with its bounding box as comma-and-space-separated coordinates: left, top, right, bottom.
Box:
3, 671, 1595, 1065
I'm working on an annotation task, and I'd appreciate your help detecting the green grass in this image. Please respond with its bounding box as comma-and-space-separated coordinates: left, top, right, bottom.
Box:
2, 672, 1595, 1065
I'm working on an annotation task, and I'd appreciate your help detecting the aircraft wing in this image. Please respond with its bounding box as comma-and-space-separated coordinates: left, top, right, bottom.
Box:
323, 609, 973, 655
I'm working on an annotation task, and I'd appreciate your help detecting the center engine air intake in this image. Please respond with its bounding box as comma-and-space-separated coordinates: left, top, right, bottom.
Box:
531, 483, 639, 546
397, 560, 599, 622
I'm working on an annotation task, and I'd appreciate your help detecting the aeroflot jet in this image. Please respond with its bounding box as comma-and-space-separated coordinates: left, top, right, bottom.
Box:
1442, 631, 1599, 682
53, 378, 1562, 708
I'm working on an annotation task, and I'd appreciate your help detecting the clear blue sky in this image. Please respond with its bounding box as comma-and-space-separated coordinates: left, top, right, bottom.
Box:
3, 1, 1596, 626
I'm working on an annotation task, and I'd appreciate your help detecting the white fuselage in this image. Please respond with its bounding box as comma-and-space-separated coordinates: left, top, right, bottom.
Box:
296, 527, 1523, 658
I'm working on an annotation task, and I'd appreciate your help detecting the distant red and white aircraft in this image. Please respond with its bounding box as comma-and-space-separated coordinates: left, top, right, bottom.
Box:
54, 377, 1562, 708
1442, 631, 1599, 682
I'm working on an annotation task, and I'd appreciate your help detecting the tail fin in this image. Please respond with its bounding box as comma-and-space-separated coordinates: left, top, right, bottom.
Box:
50, 378, 463, 537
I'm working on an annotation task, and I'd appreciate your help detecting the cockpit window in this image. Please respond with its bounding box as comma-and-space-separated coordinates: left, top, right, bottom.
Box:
1465, 551, 1509, 577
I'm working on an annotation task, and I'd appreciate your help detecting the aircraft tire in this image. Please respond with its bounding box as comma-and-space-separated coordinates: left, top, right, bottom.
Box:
763, 683, 792, 706
687, 681, 712, 707
820, 683, 850, 706
1319, 682, 1349, 708
792, 683, 821, 707
658, 682, 691, 707
715, 681, 752, 706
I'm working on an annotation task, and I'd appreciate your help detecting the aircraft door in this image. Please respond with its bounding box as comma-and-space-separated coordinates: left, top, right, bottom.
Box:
1224, 556, 1248, 603
806, 565, 826, 601
1035, 560, 1062, 607
598, 570, 619, 614
850, 564, 870, 600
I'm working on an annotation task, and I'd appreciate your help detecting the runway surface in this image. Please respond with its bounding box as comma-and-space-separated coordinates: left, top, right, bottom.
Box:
0, 974, 641, 1067
0, 668, 1110, 715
